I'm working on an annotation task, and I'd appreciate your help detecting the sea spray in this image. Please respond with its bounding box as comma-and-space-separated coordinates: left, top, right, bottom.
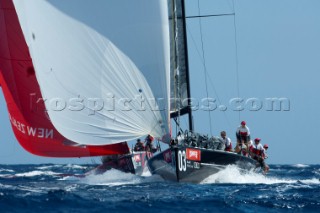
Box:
202, 165, 296, 184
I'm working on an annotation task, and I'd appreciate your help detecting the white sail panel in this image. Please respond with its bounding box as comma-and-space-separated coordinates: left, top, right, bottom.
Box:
13, 0, 170, 145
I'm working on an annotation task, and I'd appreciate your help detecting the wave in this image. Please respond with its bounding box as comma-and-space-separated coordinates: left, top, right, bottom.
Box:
0, 169, 14, 173
36, 165, 59, 170
0, 183, 16, 190
79, 169, 143, 186
298, 178, 320, 185
36, 164, 88, 170
0, 170, 59, 178
314, 169, 320, 176
64, 164, 89, 170
292, 164, 310, 168
15, 170, 60, 177
201, 165, 316, 185
60, 168, 164, 186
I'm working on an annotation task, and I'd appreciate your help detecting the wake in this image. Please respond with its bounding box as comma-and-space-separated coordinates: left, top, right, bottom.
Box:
62, 168, 163, 186
201, 165, 320, 185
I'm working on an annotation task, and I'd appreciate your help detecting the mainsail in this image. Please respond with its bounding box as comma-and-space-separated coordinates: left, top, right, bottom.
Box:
168, 0, 193, 129
0, 0, 129, 157
12, 0, 171, 145
168, 0, 190, 117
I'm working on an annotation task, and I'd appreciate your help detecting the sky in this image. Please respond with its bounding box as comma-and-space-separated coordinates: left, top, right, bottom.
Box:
1, 0, 320, 164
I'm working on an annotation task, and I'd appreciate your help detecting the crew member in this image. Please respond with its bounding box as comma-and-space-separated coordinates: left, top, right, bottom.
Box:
263, 144, 269, 159
220, 131, 232, 152
250, 138, 269, 174
236, 120, 251, 145
133, 139, 144, 151
145, 135, 158, 153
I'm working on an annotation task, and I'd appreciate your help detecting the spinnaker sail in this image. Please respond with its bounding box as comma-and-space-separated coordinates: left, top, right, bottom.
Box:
12, 0, 171, 145
0, 0, 130, 157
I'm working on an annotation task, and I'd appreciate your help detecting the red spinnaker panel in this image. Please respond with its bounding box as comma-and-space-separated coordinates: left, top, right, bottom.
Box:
0, 0, 129, 157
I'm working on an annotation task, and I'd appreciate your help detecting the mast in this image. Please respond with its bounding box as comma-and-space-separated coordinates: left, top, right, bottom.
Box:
170, 0, 193, 132
173, 0, 181, 132
181, 0, 193, 132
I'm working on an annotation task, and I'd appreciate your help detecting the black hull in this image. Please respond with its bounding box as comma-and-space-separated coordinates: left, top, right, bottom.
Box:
89, 154, 136, 175
132, 151, 153, 176
147, 146, 256, 183
90, 151, 153, 176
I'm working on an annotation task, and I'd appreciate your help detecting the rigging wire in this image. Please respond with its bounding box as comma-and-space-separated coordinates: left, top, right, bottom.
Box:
186, 25, 232, 129
185, 2, 244, 129
182, 0, 241, 131
232, 0, 241, 123
226, 0, 235, 12
197, 0, 213, 136
186, 13, 234, 19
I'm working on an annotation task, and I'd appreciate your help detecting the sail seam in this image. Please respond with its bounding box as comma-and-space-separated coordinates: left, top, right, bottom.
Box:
0, 56, 31, 62
0, 8, 15, 10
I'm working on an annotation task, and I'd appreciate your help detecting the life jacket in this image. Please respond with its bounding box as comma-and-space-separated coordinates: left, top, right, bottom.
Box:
147, 135, 154, 141
134, 142, 144, 151
237, 126, 250, 136
225, 143, 232, 152
240, 132, 247, 136
251, 144, 264, 157
223, 137, 232, 151
241, 145, 248, 156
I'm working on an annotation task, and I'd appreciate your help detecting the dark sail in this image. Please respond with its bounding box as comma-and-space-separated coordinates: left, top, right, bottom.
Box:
168, 0, 193, 129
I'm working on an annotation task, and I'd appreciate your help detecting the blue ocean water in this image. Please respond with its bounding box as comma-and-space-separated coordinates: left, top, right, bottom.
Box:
0, 164, 319, 213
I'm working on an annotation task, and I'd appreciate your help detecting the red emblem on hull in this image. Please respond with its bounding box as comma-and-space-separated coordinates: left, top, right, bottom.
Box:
134, 155, 141, 162
163, 150, 172, 163
186, 148, 201, 161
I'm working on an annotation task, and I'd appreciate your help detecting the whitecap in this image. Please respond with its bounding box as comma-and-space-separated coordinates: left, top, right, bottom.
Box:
0, 169, 14, 173
79, 169, 143, 186
292, 164, 309, 168
313, 169, 320, 176
201, 165, 296, 185
64, 184, 79, 192
36, 165, 61, 170
15, 170, 60, 177
64, 164, 88, 170
298, 178, 320, 185
18, 186, 49, 194
0, 174, 16, 178
0, 183, 16, 190
63, 168, 164, 186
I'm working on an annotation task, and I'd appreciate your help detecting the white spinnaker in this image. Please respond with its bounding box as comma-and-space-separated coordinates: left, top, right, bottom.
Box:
13, 0, 170, 145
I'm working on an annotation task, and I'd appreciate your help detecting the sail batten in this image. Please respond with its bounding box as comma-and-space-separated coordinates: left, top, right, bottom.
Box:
13, 0, 171, 145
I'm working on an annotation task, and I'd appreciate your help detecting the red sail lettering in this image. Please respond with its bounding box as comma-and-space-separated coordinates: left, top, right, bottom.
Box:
0, 0, 129, 157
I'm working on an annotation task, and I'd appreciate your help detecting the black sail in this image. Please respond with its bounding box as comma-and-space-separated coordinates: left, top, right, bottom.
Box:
168, 0, 192, 130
